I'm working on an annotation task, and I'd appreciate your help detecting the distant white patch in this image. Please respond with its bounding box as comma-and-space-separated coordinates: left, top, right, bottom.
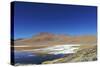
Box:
14, 45, 30, 47
23, 44, 80, 55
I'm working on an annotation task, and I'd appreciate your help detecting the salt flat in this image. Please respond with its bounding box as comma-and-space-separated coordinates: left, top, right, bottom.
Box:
22, 44, 80, 54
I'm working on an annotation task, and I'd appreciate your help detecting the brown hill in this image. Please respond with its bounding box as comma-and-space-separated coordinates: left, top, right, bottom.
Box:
13, 32, 97, 50
14, 32, 97, 45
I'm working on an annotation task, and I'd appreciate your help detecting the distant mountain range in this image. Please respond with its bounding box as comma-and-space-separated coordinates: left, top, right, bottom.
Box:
14, 32, 97, 44
13, 32, 97, 50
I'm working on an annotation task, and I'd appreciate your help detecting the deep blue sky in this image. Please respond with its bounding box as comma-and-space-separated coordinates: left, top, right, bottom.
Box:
13, 1, 97, 39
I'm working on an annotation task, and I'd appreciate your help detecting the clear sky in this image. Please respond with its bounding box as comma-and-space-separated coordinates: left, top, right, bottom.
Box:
13, 1, 97, 39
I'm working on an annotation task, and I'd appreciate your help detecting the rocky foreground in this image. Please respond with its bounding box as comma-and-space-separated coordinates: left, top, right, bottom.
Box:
42, 45, 97, 64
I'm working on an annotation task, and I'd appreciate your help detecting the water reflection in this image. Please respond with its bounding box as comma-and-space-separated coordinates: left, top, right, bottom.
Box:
13, 51, 68, 65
